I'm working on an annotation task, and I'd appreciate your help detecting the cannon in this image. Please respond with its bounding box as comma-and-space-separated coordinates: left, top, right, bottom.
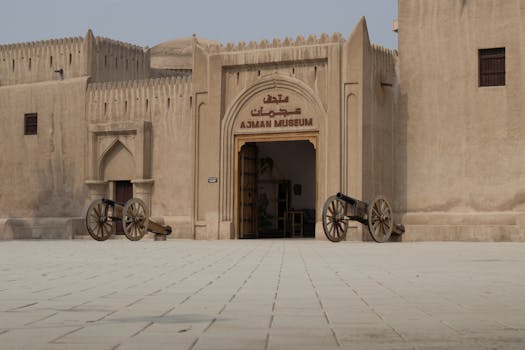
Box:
85, 198, 172, 241
322, 193, 405, 243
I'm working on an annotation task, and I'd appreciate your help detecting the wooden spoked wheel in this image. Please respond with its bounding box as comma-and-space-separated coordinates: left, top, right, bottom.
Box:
322, 195, 348, 242
122, 198, 149, 241
367, 196, 393, 243
85, 199, 114, 241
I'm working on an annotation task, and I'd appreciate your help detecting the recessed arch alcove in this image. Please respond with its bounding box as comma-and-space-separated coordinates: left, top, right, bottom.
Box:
85, 121, 154, 212
99, 140, 135, 181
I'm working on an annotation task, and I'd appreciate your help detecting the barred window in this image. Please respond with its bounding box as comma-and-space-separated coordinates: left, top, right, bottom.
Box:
24, 113, 37, 135
479, 48, 505, 87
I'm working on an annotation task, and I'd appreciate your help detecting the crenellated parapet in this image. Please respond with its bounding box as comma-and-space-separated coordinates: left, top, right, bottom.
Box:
207, 32, 345, 54
0, 36, 85, 85
0, 30, 152, 86
90, 35, 150, 83
86, 76, 192, 123
370, 44, 398, 77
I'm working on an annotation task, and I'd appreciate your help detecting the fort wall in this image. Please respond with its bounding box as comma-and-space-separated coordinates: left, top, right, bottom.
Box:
0, 78, 89, 238
362, 44, 398, 206
90, 35, 150, 82
86, 77, 194, 237
0, 37, 85, 85
0, 30, 151, 86
397, 0, 525, 240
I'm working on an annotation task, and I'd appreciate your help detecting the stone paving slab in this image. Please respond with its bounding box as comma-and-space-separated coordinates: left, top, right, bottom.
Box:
0, 240, 525, 349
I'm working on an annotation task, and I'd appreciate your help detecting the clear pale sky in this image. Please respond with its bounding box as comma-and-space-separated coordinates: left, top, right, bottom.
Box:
0, 0, 398, 49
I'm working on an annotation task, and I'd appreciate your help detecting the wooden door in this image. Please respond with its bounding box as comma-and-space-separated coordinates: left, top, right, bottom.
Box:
238, 143, 258, 238
115, 181, 133, 234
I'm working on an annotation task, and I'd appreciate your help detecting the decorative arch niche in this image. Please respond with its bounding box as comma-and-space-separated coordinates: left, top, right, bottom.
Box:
85, 121, 154, 210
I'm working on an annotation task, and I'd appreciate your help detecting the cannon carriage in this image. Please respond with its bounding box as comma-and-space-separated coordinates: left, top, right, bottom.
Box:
85, 198, 172, 241
322, 193, 405, 243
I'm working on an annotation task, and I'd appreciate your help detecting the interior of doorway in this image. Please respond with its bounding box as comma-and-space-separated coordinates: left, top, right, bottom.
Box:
238, 140, 316, 239
114, 180, 133, 234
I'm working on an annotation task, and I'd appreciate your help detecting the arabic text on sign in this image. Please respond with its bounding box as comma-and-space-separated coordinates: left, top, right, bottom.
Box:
263, 94, 289, 104
250, 107, 302, 118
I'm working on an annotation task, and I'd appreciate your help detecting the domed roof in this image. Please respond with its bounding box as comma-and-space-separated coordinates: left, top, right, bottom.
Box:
150, 36, 219, 70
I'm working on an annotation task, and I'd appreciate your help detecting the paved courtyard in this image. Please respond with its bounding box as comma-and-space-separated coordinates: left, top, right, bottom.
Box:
0, 240, 524, 350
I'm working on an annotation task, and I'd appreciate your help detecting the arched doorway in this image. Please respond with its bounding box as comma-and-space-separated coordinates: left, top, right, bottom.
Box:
219, 75, 328, 240
235, 133, 317, 239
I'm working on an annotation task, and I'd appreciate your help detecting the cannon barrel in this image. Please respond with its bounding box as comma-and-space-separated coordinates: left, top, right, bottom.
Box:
336, 192, 357, 205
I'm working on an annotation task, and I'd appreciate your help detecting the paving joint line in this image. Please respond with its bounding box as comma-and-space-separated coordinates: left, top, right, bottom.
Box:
24, 312, 59, 326
160, 245, 261, 318
7, 302, 38, 311
314, 246, 416, 349
48, 292, 73, 300
300, 247, 341, 347
130, 321, 154, 337
265, 242, 285, 350
48, 326, 84, 344
189, 242, 272, 350
371, 276, 461, 335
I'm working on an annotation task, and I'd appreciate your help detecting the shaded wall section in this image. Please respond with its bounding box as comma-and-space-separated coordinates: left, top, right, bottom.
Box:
0, 78, 89, 238
397, 0, 525, 240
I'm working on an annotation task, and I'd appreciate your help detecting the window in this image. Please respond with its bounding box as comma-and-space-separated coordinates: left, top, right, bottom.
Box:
24, 113, 38, 135
479, 48, 505, 87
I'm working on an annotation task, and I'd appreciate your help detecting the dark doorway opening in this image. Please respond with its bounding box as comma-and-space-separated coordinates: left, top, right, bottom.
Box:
238, 140, 316, 239
115, 180, 133, 234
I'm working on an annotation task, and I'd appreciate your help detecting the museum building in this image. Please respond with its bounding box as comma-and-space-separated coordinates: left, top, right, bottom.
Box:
0, 0, 524, 241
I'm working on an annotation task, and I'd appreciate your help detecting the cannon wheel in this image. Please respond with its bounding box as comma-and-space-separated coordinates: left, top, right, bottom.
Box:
367, 196, 393, 243
122, 198, 149, 241
322, 195, 348, 242
85, 199, 114, 241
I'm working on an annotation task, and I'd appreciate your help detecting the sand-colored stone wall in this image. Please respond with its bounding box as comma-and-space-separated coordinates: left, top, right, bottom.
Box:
397, 0, 525, 240
90, 35, 150, 83
0, 78, 89, 238
0, 37, 86, 85
86, 77, 194, 238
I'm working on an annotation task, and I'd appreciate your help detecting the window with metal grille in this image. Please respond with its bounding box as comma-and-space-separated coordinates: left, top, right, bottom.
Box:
479, 48, 505, 87
24, 113, 38, 135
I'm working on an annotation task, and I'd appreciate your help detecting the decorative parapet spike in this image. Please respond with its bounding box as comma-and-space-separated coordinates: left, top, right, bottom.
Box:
87, 76, 192, 91
0, 36, 83, 52
370, 44, 397, 57
259, 39, 269, 49
369, 44, 397, 75
94, 36, 145, 52
215, 32, 345, 54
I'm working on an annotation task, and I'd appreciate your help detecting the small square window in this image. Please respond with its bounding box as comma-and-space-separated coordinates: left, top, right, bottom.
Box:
479, 48, 505, 87
24, 113, 37, 135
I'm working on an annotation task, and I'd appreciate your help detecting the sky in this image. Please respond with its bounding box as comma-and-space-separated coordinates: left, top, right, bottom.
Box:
0, 0, 398, 49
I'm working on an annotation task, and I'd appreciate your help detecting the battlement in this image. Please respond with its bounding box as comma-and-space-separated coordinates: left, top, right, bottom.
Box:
0, 36, 83, 52
87, 76, 192, 123
370, 44, 397, 75
370, 44, 397, 58
208, 32, 345, 54
94, 36, 145, 53
0, 36, 86, 86
89, 32, 150, 83
88, 76, 191, 91
0, 30, 151, 86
